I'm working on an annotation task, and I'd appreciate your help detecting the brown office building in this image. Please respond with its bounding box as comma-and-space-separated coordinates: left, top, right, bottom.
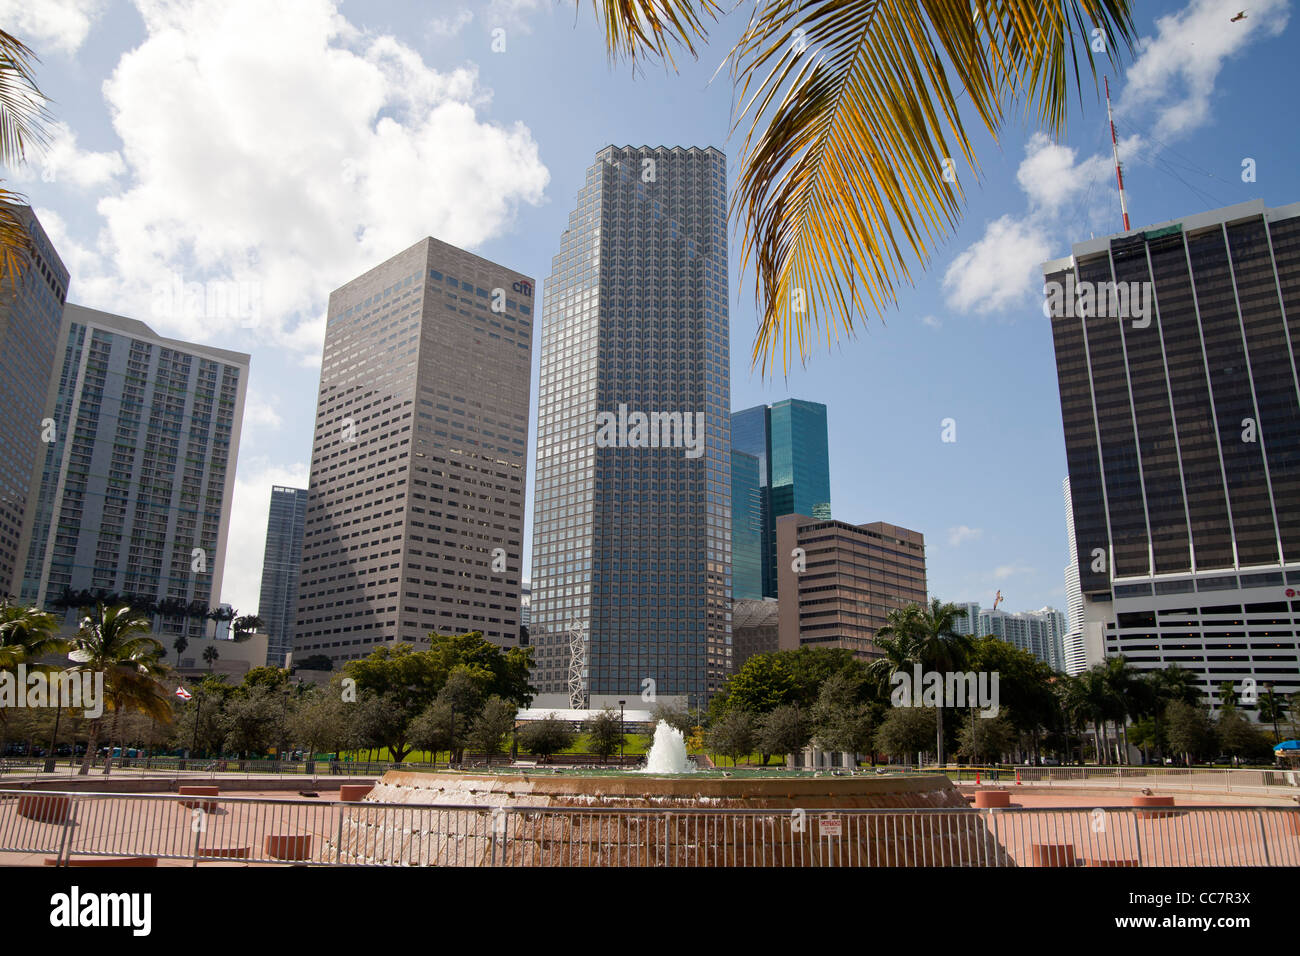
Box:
294, 238, 533, 665
776, 515, 927, 659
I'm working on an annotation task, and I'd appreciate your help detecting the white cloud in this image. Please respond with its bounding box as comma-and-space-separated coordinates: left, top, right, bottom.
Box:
1014, 132, 1112, 213
994, 562, 1034, 580
947, 525, 983, 547
1121, 0, 1289, 141
61, 0, 548, 355
0, 0, 106, 56
222, 460, 310, 618
921, 314, 941, 329
430, 8, 475, 37
943, 214, 1052, 314
485, 0, 548, 30
243, 393, 283, 430
5, 122, 124, 188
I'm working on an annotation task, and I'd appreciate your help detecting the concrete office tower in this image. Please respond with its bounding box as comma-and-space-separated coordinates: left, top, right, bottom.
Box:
0, 206, 68, 597
776, 515, 926, 659
1062, 476, 1088, 675
731, 448, 763, 601
257, 485, 307, 667
979, 606, 1067, 670
295, 239, 533, 666
529, 146, 731, 707
17, 305, 248, 640
731, 399, 830, 598
1047, 199, 1300, 707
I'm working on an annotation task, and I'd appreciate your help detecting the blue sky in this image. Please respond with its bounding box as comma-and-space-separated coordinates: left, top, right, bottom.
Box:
3, 0, 1297, 620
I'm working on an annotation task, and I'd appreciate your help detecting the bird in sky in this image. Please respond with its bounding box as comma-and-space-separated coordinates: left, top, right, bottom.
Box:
1231, 11, 1247, 21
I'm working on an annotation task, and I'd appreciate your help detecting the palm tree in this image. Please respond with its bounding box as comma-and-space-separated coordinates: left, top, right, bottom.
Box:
867, 606, 923, 691
0, 29, 53, 286
1217, 680, 1239, 712
203, 645, 219, 672
172, 635, 189, 667
68, 604, 169, 775
874, 599, 971, 765
1102, 656, 1136, 764
0, 601, 64, 753
582, 1, 1136, 375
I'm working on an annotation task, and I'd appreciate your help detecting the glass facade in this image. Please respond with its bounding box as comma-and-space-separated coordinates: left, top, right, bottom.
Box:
257, 485, 307, 667
731, 449, 762, 600
730, 398, 831, 598
0, 206, 68, 597
530, 146, 731, 706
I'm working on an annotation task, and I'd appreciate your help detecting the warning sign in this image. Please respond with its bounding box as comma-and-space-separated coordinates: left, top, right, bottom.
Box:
819, 816, 842, 838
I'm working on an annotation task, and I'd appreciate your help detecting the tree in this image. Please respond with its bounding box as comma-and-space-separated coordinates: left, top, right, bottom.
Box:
67, 604, 170, 775
650, 701, 693, 735
720, 652, 795, 715
0, 30, 54, 286
218, 684, 285, 757
757, 704, 810, 765
0, 602, 63, 753
1164, 700, 1216, 766
583, 707, 625, 764
518, 715, 576, 763
468, 696, 517, 758
874, 599, 972, 765
810, 672, 874, 761
706, 709, 757, 766
287, 689, 347, 759
582, 3, 1135, 376
1215, 709, 1272, 764
875, 707, 937, 764
172, 635, 188, 667
231, 615, 264, 641
1217, 680, 1239, 711
202, 645, 219, 672
956, 712, 1016, 763
1258, 686, 1289, 743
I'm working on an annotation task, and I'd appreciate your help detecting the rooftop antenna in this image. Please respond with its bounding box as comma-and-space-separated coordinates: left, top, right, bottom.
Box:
1105, 77, 1131, 232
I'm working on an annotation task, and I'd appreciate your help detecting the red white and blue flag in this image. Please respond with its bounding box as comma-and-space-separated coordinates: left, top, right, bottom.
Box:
175, 687, 192, 701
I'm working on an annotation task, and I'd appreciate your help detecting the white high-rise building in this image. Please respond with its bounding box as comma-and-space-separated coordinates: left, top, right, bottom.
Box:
979, 606, 1066, 670
1062, 476, 1089, 675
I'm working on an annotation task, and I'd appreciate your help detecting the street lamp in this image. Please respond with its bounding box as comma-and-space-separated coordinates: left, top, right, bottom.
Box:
618, 700, 626, 766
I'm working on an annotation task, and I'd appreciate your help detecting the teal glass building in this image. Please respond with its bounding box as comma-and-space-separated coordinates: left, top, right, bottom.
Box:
730, 399, 830, 598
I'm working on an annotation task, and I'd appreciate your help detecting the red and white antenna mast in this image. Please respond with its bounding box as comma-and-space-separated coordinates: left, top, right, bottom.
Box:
1105, 76, 1131, 232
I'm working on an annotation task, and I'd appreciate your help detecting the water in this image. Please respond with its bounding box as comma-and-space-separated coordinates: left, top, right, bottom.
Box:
640, 720, 693, 774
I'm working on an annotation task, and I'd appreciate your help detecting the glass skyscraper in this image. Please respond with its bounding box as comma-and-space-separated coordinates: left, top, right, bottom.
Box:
257, 485, 307, 667
730, 398, 831, 598
1047, 198, 1300, 706
731, 449, 762, 601
530, 145, 731, 707
0, 205, 68, 598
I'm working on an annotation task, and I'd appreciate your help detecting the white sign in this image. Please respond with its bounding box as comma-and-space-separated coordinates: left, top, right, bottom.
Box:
819, 816, 842, 838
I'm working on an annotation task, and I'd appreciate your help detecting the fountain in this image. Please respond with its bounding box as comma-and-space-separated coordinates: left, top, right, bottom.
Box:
640, 720, 693, 774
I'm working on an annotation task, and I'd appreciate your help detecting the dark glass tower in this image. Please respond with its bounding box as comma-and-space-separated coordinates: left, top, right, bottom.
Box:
730, 398, 831, 598
257, 485, 307, 667
530, 146, 731, 707
0, 205, 68, 597
731, 449, 762, 601
1048, 199, 1300, 706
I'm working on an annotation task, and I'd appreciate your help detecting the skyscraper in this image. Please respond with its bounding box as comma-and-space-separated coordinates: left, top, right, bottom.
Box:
257, 485, 307, 667
731, 398, 831, 598
294, 238, 532, 666
776, 515, 926, 659
18, 305, 248, 639
731, 448, 762, 601
1062, 476, 1088, 675
1047, 198, 1300, 706
529, 145, 731, 707
0, 206, 68, 597
979, 606, 1067, 670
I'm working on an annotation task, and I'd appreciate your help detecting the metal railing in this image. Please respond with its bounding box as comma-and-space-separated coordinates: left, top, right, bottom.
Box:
2, 790, 1297, 867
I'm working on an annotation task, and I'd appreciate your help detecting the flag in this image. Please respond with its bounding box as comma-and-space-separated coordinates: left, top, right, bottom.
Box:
175, 687, 192, 701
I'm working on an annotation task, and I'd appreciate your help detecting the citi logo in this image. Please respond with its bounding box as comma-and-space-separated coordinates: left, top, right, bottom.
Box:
49, 886, 152, 936
512, 280, 533, 297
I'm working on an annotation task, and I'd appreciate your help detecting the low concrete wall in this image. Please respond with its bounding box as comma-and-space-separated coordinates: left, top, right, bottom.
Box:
2, 775, 377, 795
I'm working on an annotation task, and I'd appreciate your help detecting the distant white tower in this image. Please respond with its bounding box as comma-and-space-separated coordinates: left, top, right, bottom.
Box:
1062, 477, 1087, 675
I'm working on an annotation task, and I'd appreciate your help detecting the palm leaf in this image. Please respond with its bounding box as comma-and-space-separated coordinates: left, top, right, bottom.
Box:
724, 0, 1136, 374
0, 29, 49, 166
585, 0, 723, 69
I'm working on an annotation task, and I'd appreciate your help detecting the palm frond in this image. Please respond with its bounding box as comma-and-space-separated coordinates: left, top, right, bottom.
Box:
723, 0, 1136, 375
584, 0, 723, 70
0, 29, 50, 166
